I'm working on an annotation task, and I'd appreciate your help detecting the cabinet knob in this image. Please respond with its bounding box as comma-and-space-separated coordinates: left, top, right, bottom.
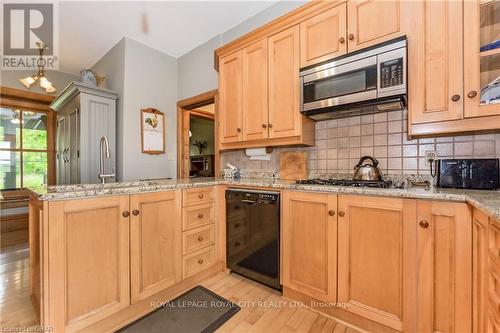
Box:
268, 123, 273, 128
197, 235, 204, 242
451, 94, 461, 102
348, 33, 355, 41
122, 211, 130, 218
328, 210, 335, 216
467, 90, 478, 98
198, 213, 204, 219
132, 209, 139, 216
419, 220, 429, 229
198, 259, 204, 265
339, 37, 345, 44
262, 124, 267, 128
198, 193, 204, 199
237, 128, 242, 132
338, 210, 345, 217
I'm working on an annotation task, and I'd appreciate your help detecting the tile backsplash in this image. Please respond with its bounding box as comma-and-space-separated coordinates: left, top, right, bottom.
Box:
221, 110, 500, 178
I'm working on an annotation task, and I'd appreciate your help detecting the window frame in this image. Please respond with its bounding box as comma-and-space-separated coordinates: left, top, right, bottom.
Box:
0, 87, 56, 189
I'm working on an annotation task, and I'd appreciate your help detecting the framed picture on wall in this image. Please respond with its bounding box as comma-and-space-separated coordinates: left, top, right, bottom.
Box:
141, 108, 165, 154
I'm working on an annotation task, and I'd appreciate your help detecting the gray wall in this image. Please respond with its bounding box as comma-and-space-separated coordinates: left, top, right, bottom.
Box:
177, 0, 306, 99
0, 70, 78, 95
91, 39, 126, 180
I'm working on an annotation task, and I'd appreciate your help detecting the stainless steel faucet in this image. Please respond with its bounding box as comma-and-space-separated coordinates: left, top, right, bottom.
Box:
99, 136, 115, 184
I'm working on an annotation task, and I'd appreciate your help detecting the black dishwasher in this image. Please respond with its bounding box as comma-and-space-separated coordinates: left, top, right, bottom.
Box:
226, 189, 281, 290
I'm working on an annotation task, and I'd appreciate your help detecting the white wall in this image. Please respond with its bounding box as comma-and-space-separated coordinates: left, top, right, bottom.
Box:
91, 39, 126, 180
121, 38, 178, 181
177, 0, 306, 99
0, 70, 78, 95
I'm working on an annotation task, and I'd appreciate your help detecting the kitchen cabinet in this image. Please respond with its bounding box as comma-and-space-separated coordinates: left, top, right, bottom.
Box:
282, 191, 337, 302
337, 195, 416, 331
299, 3, 347, 68
416, 200, 472, 333
268, 26, 302, 139
46, 196, 131, 332
130, 191, 181, 303
242, 39, 268, 141
219, 51, 243, 143
51, 82, 117, 184
346, 0, 404, 52
409, 0, 500, 136
473, 208, 490, 333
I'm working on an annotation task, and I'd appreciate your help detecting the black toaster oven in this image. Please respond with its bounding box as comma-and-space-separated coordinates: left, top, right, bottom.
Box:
436, 159, 499, 190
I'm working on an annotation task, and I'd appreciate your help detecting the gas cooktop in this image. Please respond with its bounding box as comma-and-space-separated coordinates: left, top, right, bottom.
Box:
295, 178, 394, 188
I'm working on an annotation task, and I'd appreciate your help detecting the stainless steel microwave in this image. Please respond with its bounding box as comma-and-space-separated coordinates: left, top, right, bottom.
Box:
300, 37, 407, 120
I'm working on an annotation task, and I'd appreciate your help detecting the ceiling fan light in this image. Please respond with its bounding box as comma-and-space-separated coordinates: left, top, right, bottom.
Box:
19, 76, 37, 88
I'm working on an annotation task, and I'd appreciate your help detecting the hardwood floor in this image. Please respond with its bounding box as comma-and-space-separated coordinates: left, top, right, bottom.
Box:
0, 243, 362, 333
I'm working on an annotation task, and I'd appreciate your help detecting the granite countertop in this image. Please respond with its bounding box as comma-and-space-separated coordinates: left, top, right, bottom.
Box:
30, 177, 500, 220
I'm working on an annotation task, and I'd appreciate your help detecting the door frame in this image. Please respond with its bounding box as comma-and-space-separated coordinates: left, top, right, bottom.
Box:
176, 90, 219, 178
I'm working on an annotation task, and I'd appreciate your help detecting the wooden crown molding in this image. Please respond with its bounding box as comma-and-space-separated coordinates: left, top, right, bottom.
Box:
0, 86, 55, 104
213, 0, 345, 71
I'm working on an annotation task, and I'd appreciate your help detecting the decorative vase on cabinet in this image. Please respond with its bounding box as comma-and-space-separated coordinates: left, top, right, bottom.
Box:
50, 81, 118, 185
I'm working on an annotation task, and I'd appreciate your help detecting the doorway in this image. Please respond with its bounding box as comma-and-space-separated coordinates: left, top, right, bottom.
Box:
177, 90, 219, 178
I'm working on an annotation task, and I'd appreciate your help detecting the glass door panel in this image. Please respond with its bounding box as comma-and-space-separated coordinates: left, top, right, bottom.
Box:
479, 1, 500, 106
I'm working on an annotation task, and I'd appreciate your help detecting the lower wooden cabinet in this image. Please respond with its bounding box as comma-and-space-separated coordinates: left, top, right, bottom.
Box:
46, 196, 131, 332
416, 200, 472, 333
282, 191, 337, 302
337, 195, 416, 331
130, 191, 182, 303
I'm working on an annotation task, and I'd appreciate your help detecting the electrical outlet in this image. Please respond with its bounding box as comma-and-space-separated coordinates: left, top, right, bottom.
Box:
425, 151, 438, 166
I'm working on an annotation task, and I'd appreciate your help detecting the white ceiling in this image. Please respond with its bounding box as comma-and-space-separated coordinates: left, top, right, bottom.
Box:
58, 1, 278, 74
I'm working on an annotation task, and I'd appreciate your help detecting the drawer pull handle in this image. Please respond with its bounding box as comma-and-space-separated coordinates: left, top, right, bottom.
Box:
419, 220, 429, 229
338, 211, 345, 217
339, 37, 345, 44
262, 124, 267, 128
198, 213, 204, 219
198, 193, 204, 199
197, 235, 204, 242
348, 33, 355, 40
235, 223, 240, 228
467, 90, 478, 99
328, 210, 335, 216
198, 259, 204, 265
122, 211, 130, 217
268, 123, 273, 128
451, 94, 461, 102
237, 128, 242, 132
132, 209, 140, 216
235, 242, 240, 247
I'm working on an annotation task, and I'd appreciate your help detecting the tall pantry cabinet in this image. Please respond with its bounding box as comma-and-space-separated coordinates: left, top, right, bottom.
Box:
50, 82, 117, 185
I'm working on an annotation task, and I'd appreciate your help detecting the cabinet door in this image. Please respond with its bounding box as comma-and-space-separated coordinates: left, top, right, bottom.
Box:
68, 107, 79, 184
408, 0, 464, 124
282, 191, 337, 302
242, 39, 268, 141
464, 0, 500, 118
473, 208, 489, 333
56, 116, 67, 185
416, 201, 472, 333
268, 26, 301, 139
47, 196, 130, 332
488, 221, 500, 333
130, 190, 182, 303
337, 195, 417, 331
347, 0, 404, 52
219, 51, 243, 143
299, 4, 347, 68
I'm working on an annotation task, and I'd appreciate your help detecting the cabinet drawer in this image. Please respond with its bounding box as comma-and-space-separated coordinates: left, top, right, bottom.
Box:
182, 225, 214, 255
183, 187, 213, 207
182, 203, 214, 231
183, 245, 215, 279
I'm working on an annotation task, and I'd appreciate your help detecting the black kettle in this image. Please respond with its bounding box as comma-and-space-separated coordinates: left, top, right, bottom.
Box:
353, 156, 382, 181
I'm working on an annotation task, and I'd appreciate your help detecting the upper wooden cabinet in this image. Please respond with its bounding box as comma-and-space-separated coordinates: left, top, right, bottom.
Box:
346, 0, 404, 52
268, 26, 302, 139
409, 0, 500, 136
416, 200, 472, 333
242, 39, 268, 141
337, 195, 416, 332
219, 51, 243, 143
282, 191, 337, 302
299, 4, 347, 68
130, 191, 182, 303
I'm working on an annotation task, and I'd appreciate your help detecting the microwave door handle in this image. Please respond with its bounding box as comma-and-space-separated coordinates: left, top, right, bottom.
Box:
302, 56, 377, 84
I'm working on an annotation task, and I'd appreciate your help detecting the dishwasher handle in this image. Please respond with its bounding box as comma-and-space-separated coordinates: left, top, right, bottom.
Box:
241, 199, 257, 205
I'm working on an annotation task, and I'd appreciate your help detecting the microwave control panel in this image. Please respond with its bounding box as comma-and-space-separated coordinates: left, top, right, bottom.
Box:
380, 58, 403, 88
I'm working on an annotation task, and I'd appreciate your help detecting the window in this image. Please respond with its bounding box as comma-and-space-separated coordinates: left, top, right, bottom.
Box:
0, 107, 50, 189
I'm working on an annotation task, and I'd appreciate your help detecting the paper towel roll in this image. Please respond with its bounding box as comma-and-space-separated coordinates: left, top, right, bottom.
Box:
245, 148, 271, 161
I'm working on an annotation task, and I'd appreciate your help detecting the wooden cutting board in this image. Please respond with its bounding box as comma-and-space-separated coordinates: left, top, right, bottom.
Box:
280, 152, 308, 180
